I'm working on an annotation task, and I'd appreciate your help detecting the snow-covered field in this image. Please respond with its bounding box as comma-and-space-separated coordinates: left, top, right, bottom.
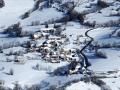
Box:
0, 0, 120, 89
0, 0, 34, 27
21, 8, 64, 26
0, 57, 68, 88
66, 81, 101, 90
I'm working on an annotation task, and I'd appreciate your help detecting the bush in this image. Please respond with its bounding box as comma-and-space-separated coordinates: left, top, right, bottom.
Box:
101, 43, 112, 48
69, 10, 79, 21
26, 81, 49, 90
0, 48, 3, 53
33, 63, 40, 70
0, 86, 11, 90
91, 76, 106, 86
48, 85, 57, 90
117, 31, 120, 37
26, 84, 41, 90
31, 21, 40, 26
13, 81, 22, 90
9, 69, 14, 75
3, 23, 22, 37
78, 13, 85, 23
56, 15, 70, 23
97, 0, 109, 8
45, 22, 49, 28
21, 11, 30, 19
0, 41, 21, 49
53, 65, 69, 76
0, 0, 5, 8
95, 50, 107, 58
32, 0, 44, 11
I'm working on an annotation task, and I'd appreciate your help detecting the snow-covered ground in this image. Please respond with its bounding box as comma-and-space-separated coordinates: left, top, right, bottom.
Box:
0, 0, 34, 28
0, 0, 120, 89
66, 81, 101, 90
86, 26, 120, 90
21, 8, 64, 26
88, 48, 120, 71
0, 58, 68, 88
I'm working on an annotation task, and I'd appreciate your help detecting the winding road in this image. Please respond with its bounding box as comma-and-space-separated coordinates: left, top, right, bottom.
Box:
80, 28, 112, 90
79, 28, 94, 68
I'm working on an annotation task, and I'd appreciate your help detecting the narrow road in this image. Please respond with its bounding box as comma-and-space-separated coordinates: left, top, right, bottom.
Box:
80, 28, 112, 90
79, 28, 94, 68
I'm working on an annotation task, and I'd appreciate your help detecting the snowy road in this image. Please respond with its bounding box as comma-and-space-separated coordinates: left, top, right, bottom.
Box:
81, 28, 112, 90
0, 0, 34, 28
80, 28, 94, 68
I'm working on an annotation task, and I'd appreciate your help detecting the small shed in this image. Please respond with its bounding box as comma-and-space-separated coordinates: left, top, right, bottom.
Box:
41, 28, 56, 34
48, 36, 61, 40
32, 32, 43, 39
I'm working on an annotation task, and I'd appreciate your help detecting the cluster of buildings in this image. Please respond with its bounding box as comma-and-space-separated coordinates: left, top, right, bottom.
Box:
30, 27, 81, 63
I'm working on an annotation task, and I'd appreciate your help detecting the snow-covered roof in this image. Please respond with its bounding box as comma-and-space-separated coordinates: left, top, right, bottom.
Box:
41, 27, 55, 31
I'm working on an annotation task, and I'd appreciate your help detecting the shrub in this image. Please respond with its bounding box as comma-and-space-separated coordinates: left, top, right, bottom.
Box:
32, 0, 44, 11
20, 31, 31, 37
0, 0, 5, 8
45, 22, 49, 28
3, 23, 22, 37
0, 41, 21, 49
117, 31, 120, 37
95, 50, 107, 58
9, 69, 14, 75
91, 76, 106, 86
21, 11, 30, 19
101, 43, 112, 48
78, 13, 85, 23
26, 81, 49, 90
32, 63, 52, 72
97, 0, 109, 8
26, 84, 41, 90
48, 85, 57, 90
0, 86, 11, 90
31, 21, 40, 26
53, 65, 69, 76
69, 10, 79, 20
33, 63, 40, 70
26, 41, 31, 48
0, 48, 3, 53
13, 81, 22, 90
56, 15, 70, 23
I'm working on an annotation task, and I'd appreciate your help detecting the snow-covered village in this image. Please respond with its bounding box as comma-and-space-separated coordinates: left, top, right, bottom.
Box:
0, 0, 120, 90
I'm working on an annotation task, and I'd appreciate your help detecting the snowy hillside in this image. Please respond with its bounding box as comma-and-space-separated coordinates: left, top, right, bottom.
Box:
0, 0, 34, 27
0, 0, 120, 90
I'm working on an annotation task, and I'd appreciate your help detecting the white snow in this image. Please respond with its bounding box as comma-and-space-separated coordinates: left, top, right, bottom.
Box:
21, 8, 64, 26
66, 81, 100, 90
0, 0, 34, 27
0, 0, 120, 89
0, 55, 68, 88
84, 12, 120, 26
